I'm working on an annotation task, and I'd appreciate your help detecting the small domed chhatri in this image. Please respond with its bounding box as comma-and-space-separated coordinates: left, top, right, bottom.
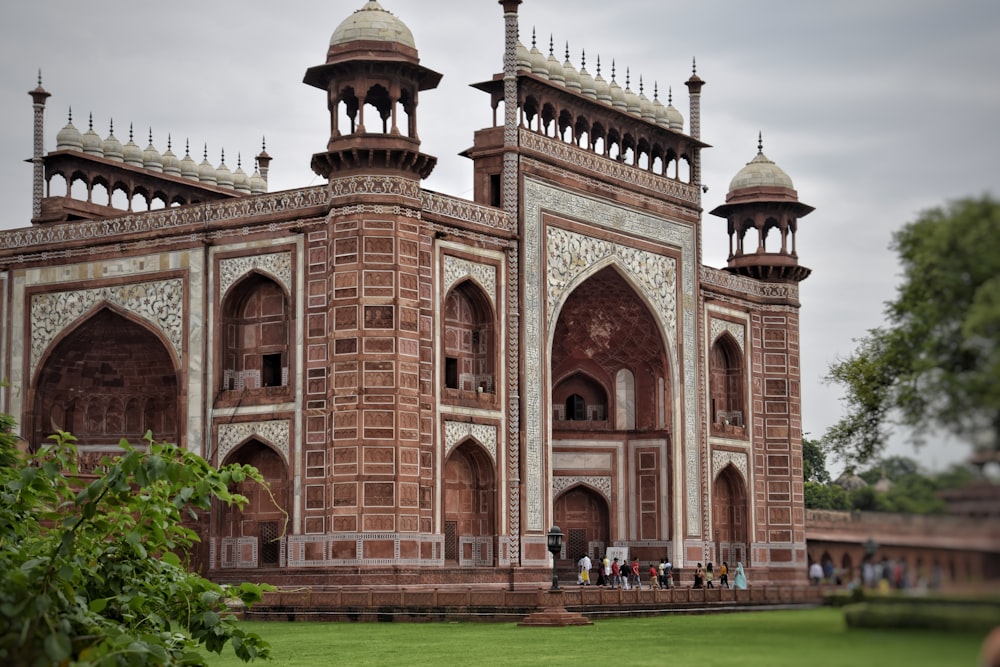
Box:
728, 137, 795, 192
710, 133, 814, 283
329, 0, 415, 50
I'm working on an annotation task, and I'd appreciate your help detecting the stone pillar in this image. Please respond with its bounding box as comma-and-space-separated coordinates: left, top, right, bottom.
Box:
29, 72, 50, 221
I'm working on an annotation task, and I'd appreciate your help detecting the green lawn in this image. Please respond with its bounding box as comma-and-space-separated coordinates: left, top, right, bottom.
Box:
207, 607, 985, 666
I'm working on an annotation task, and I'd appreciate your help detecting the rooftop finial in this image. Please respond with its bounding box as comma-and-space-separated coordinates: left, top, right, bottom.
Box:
128, 123, 134, 142
221, 147, 226, 163
531, 27, 536, 49
37, 69, 42, 87
639, 75, 644, 96
611, 60, 617, 82
185, 138, 191, 156
167, 134, 173, 151
668, 86, 673, 105
262, 136, 267, 152
564, 41, 570, 61
692, 57, 697, 74
580, 49, 586, 69
626, 68, 631, 89
237, 152, 242, 169
203, 143, 208, 161
548, 34, 554, 57
596, 55, 602, 77
653, 82, 659, 101
109, 118, 115, 135
67, 107, 72, 123
757, 131, 764, 154
88, 113, 93, 131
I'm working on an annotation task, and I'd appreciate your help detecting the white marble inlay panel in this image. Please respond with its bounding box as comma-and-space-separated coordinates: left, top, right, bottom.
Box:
30, 278, 184, 374
552, 475, 612, 502
712, 450, 748, 483
524, 176, 699, 534
710, 318, 746, 352
442, 256, 497, 308
218, 419, 290, 466
444, 421, 497, 462
551, 452, 613, 470
219, 252, 292, 298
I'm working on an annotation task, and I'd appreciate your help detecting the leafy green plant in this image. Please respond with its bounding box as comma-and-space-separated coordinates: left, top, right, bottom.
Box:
0, 427, 273, 665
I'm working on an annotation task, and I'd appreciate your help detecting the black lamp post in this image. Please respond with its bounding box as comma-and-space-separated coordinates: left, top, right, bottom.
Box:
547, 525, 564, 590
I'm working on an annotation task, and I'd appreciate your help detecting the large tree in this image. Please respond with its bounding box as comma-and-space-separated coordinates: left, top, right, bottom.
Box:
825, 195, 1000, 465
0, 426, 273, 665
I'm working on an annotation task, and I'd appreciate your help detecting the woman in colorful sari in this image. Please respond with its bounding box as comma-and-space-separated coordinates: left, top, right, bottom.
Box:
733, 562, 748, 590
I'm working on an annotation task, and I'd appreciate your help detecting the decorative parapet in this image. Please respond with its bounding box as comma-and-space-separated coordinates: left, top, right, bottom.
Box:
421, 191, 511, 232
700, 265, 799, 302
520, 129, 701, 204
0, 186, 330, 254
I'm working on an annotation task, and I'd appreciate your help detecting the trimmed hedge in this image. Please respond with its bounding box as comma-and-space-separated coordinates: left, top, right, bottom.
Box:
843, 601, 1000, 633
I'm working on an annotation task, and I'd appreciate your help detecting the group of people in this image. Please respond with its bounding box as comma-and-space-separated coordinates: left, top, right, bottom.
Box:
577, 555, 747, 590
577, 555, 647, 589
690, 561, 746, 589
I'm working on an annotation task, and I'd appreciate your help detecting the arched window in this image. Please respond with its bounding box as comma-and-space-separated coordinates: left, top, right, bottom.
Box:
709, 333, 745, 431
221, 274, 290, 393
552, 373, 608, 422
442, 280, 495, 394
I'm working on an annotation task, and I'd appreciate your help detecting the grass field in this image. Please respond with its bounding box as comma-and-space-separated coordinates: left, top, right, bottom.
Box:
207, 607, 986, 666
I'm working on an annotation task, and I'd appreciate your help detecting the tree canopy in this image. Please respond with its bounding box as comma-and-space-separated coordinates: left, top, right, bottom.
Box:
803, 453, 978, 514
803, 436, 832, 484
824, 195, 1000, 465
0, 424, 273, 666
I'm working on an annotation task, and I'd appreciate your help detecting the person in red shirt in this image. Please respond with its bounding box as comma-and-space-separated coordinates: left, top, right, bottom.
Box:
610, 557, 622, 589
648, 563, 660, 589
631, 558, 641, 590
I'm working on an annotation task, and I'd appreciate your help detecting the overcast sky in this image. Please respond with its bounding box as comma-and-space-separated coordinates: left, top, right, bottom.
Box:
2, 1, 998, 474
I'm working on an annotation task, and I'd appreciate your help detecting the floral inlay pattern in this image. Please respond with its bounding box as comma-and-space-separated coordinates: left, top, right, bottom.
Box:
31, 279, 184, 374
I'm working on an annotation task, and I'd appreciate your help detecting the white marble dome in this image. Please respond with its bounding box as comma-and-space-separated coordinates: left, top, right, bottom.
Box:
55, 111, 83, 151
729, 149, 795, 192
330, 1, 415, 49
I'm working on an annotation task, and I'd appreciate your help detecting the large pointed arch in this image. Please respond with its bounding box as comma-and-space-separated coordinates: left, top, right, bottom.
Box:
551, 265, 671, 432
31, 305, 180, 455
712, 464, 749, 567
553, 484, 610, 562
442, 439, 496, 566
218, 438, 290, 568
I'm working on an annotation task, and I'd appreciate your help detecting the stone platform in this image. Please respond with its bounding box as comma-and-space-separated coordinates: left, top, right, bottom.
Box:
243, 583, 823, 623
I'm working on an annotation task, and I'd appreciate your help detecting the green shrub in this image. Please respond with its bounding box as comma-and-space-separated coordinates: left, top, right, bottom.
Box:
843, 601, 1000, 633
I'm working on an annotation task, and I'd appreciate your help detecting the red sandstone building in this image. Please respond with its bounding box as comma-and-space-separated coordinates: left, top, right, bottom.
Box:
1, 1, 818, 586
